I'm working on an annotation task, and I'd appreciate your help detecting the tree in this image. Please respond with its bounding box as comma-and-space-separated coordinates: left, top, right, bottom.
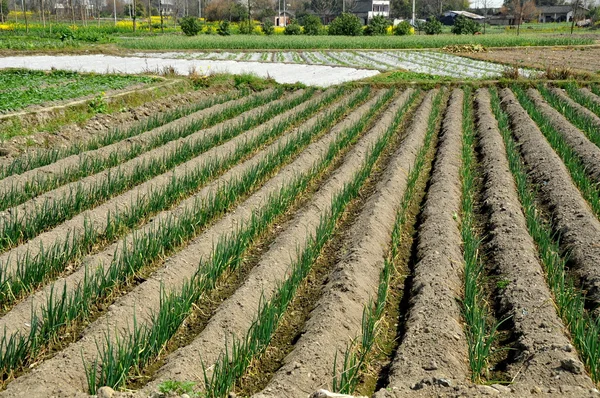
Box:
284, 21, 302, 33
0, 0, 8, 22
451, 15, 481, 34
311, 0, 333, 20
328, 12, 362, 35
365, 15, 389, 35
503, 0, 537, 35
204, 0, 247, 21
217, 19, 231, 34
300, 13, 323, 34
394, 20, 413, 34
179, 16, 202, 35
390, 0, 411, 18
263, 19, 274, 34
423, 17, 442, 34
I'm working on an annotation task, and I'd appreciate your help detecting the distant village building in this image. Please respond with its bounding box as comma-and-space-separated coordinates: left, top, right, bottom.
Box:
275, 10, 293, 27
537, 5, 588, 22
439, 10, 485, 25
352, 0, 390, 24
487, 4, 588, 25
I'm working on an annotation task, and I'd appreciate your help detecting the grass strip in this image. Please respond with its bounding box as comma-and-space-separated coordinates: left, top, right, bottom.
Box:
563, 84, 600, 120
537, 84, 600, 148
202, 89, 397, 398
0, 87, 373, 386
0, 89, 283, 212
489, 87, 600, 383
84, 88, 393, 394
512, 85, 600, 219
591, 85, 600, 98
0, 87, 345, 309
0, 90, 244, 179
460, 87, 502, 382
117, 35, 593, 51
331, 90, 443, 394
0, 89, 299, 253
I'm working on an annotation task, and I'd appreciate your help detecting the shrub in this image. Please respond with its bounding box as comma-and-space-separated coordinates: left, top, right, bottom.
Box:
452, 15, 481, 35
301, 14, 323, 35
424, 18, 443, 34
217, 20, 231, 36
394, 20, 413, 35
284, 22, 302, 35
239, 20, 254, 34
262, 19, 274, 35
328, 12, 363, 36
365, 15, 389, 35
179, 16, 202, 36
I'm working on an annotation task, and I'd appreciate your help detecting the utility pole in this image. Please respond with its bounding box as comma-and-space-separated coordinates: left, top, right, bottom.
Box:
113, 0, 116, 25
343, 0, 345, 13
283, 0, 286, 25
278, 0, 280, 25
198, 0, 200, 18
412, 0, 415, 24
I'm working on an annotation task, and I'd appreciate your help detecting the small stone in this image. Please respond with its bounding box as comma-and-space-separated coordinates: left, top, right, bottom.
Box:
423, 360, 438, 371
434, 377, 451, 387
227, 393, 237, 398
563, 344, 573, 352
491, 384, 511, 393
477, 385, 500, 395
182, 394, 191, 398
561, 359, 583, 374
531, 386, 543, 394
97, 386, 115, 398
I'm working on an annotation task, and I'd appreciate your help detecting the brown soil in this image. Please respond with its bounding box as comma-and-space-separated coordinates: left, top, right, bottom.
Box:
0, 90, 318, 308
247, 89, 420, 398
0, 89, 275, 206
465, 46, 600, 74
0, 89, 378, 398
3, 84, 600, 398
476, 88, 594, 394
548, 86, 600, 132
580, 88, 600, 108
0, 88, 344, 351
374, 89, 470, 396
0, 82, 218, 158
137, 91, 390, 395
526, 88, 600, 182
500, 88, 600, 313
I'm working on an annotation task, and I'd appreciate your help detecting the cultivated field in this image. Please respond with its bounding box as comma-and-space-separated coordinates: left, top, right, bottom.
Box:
139, 50, 534, 79
0, 82, 600, 398
466, 46, 600, 74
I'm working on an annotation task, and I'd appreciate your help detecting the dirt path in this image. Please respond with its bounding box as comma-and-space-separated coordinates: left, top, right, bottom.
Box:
500, 88, 600, 313
525, 88, 600, 181
0, 90, 305, 280
139, 90, 411, 397
0, 91, 382, 398
250, 91, 439, 398
374, 89, 470, 396
0, 89, 276, 207
476, 88, 594, 395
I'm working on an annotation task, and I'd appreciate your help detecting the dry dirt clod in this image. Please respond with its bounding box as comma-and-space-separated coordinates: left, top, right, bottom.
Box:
97, 386, 115, 398
308, 390, 367, 398
560, 359, 583, 374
